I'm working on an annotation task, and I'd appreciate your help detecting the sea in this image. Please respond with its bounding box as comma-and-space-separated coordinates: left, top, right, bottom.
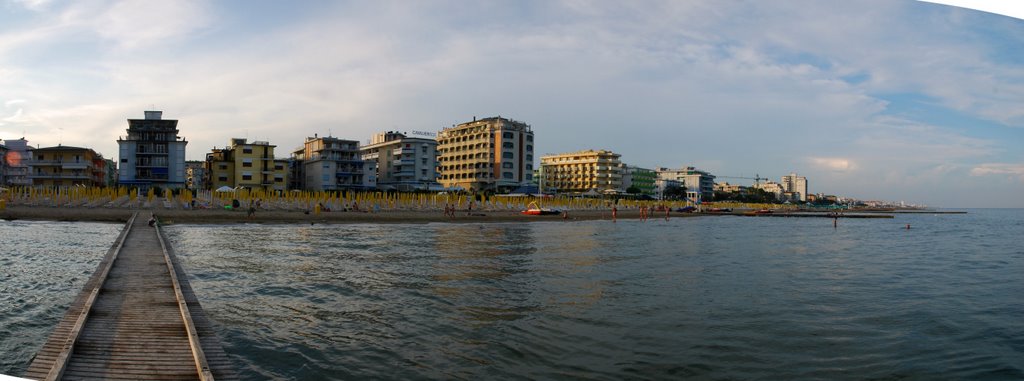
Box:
2, 209, 1023, 380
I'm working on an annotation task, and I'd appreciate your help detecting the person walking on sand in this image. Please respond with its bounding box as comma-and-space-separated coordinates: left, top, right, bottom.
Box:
467, 200, 473, 216
612, 205, 618, 222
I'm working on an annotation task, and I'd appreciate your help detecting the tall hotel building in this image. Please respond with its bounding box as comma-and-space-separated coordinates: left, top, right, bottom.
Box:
781, 172, 808, 201
656, 166, 716, 201
299, 135, 376, 191
117, 111, 187, 190
437, 116, 534, 192
540, 150, 623, 194
361, 131, 438, 191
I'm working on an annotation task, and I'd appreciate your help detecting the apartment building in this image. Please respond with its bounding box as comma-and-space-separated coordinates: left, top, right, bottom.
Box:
116, 111, 188, 190
656, 166, 716, 201
205, 138, 288, 191
0, 143, 6, 186
30, 145, 107, 187
781, 172, 808, 202
361, 131, 439, 191
437, 116, 535, 192
185, 160, 206, 190
623, 165, 657, 195
1, 138, 33, 186
540, 149, 623, 194
298, 135, 376, 191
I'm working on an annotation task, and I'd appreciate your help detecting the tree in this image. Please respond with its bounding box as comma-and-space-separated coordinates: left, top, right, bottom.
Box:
663, 185, 688, 200
626, 185, 641, 194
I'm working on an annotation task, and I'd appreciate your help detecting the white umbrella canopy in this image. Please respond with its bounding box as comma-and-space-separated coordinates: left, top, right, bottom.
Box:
215, 186, 235, 192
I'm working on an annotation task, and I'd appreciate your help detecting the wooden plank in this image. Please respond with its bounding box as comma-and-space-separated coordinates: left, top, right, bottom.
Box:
25, 212, 238, 380
43, 212, 138, 381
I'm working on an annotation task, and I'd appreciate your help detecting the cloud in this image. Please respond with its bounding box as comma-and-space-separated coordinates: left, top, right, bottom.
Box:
808, 157, 855, 172
10, 0, 52, 11
970, 163, 1024, 180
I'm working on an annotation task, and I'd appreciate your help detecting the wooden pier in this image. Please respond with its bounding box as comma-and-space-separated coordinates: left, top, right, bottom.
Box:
25, 213, 237, 380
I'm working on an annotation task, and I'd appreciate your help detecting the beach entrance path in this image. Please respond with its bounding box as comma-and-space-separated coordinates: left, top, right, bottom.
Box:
24, 213, 237, 380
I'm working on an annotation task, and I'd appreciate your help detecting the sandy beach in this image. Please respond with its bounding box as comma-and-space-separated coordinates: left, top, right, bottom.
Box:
0, 205, 680, 225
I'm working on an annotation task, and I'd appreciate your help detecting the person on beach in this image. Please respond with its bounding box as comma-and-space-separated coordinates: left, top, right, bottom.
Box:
467, 200, 473, 216
612, 205, 618, 222
247, 200, 256, 218
148, 213, 156, 227
665, 205, 670, 221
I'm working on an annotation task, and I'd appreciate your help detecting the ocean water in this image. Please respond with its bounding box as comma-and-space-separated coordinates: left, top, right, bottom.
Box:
3, 210, 1024, 380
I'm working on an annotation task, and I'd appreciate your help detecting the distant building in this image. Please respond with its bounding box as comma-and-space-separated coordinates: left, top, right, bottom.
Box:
623, 165, 657, 195
540, 149, 623, 194
361, 131, 439, 191
437, 116, 535, 192
185, 160, 205, 190
0, 143, 6, 186
714, 182, 746, 193
654, 178, 681, 199
299, 135, 375, 191
656, 166, 716, 201
781, 172, 808, 202
1, 138, 33, 186
117, 111, 188, 190
754, 180, 784, 199
205, 138, 288, 191
30, 145, 108, 187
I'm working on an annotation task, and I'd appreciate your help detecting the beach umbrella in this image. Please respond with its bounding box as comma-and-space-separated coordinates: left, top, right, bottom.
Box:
215, 186, 235, 193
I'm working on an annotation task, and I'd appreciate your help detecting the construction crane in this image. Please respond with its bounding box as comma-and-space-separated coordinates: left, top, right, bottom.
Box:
717, 174, 767, 186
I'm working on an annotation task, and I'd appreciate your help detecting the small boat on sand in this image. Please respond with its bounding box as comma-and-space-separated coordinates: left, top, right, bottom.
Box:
522, 201, 560, 215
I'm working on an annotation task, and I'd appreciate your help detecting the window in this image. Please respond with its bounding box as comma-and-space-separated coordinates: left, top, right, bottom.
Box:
242, 161, 252, 168
121, 158, 127, 163
502, 162, 513, 168
242, 175, 252, 181
526, 135, 533, 142
502, 132, 513, 139
323, 175, 330, 182
502, 142, 514, 149
242, 148, 253, 154
218, 176, 228, 181
503, 172, 514, 179
526, 145, 533, 152
526, 154, 533, 161
421, 169, 427, 176
219, 164, 228, 170
502, 152, 513, 159
526, 174, 533, 180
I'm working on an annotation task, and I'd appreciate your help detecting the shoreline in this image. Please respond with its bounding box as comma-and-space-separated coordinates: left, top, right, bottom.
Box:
1, 205, 682, 225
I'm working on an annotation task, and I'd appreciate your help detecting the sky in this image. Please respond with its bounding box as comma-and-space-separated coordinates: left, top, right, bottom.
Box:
1, 1, 1022, 208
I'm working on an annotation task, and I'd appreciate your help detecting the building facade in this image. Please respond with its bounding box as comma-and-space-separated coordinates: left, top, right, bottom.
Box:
117, 111, 187, 190
656, 166, 716, 201
781, 172, 808, 202
205, 138, 288, 191
754, 180, 784, 199
540, 149, 623, 194
437, 116, 535, 192
1, 138, 33, 186
623, 165, 657, 195
30, 145, 107, 187
0, 143, 6, 186
185, 160, 206, 190
300, 135, 375, 191
361, 131, 439, 191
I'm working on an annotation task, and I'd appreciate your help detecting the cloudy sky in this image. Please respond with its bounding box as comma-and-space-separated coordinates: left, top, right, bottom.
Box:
1, 1, 1022, 207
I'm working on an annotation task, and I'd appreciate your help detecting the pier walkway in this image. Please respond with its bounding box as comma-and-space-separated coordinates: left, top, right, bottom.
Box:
25, 213, 237, 380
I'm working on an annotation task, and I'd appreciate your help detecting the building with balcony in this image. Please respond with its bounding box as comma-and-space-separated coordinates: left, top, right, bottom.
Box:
298, 135, 375, 191
361, 131, 439, 191
0, 143, 6, 186
781, 172, 808, 202
540, 149, 623, 194
437, 116, 534, 192
185, 160, 206, 190
30, 145, 108, 187
2, 138, 33, 186
117, 111, 187, 190
656, 166, 716, 202
754, 180, 784, 200
205, 138, 288, 191
623, 165, 657, 195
